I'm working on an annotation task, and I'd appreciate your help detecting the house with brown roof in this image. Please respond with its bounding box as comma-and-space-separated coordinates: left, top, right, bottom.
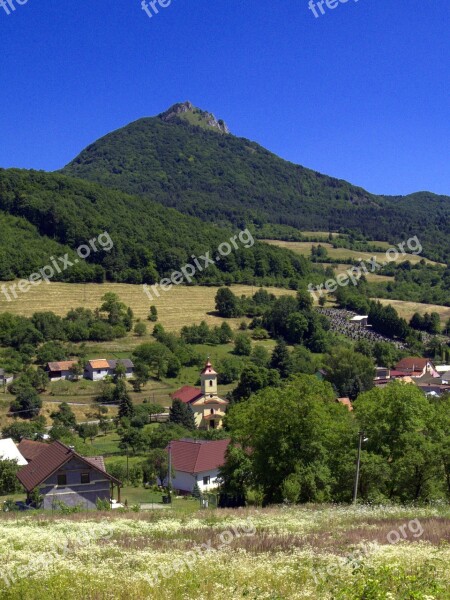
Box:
171, 359, 229, 430
16, 441, 121, 510
165, 438, 230, 494
394, 358, 439, 378
17, 439, 49, 462
46, 361, 79, 381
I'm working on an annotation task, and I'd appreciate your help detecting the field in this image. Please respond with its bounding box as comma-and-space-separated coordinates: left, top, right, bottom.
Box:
263, 239, 438, 265
0, 504, 449, 599
0, 283, 293, 330
333, 263, 394, 283
375, 298, 450, 323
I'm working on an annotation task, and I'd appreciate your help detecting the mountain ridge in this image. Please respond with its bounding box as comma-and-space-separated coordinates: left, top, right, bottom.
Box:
60, 102, 450, 263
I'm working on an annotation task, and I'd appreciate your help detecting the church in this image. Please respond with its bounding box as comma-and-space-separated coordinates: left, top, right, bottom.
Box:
171, 359, 229, 430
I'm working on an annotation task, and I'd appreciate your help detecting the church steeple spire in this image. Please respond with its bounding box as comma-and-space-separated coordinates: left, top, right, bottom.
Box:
201, 357, 218, 395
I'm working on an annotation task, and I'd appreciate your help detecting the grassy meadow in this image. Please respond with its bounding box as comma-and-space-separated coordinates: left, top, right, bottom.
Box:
375, 298, 450, 323
263, 239, 438, 265
0, 504, 449, 599
0, 283, 294, 328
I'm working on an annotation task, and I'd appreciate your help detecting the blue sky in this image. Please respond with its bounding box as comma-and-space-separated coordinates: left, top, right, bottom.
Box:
1, 0, 449, 196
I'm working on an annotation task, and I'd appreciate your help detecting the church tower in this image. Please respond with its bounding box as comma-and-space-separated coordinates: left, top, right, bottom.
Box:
201, 358, 218, 396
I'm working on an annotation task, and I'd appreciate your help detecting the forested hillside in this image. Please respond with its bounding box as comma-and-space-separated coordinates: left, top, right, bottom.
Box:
61, 102, 450, 263
0, 169, 311, 285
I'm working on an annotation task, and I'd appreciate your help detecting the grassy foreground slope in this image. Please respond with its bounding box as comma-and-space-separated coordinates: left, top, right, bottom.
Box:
0, 505, 449, 599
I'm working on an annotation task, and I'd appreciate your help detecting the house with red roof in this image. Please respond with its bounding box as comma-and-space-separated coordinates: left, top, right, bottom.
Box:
171, 359, 229, 430
165, 438, 230, 494
16, 440, 121, 510
393, 358, 439, 379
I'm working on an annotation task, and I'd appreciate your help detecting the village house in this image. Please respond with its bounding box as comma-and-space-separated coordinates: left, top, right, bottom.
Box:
392, 358, 439, 379
16, 440, 122, 510
164, 438, 230, 494
46, 361, 79, 382
107, 359, 134, 379
85, 359, 111, 381
171, 359, 229, 429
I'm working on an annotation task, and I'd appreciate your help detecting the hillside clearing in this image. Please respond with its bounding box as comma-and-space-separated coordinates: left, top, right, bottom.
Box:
0, 283, 294, 330
262, 239, 440, 265
375, 298, 450, 323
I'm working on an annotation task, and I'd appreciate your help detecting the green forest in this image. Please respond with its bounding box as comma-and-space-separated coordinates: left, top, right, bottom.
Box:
0, 169, 313, 286
61, 105, 450, 263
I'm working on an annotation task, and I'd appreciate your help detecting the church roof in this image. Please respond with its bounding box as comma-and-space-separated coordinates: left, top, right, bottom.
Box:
201, 358, 217, 376
171, 385, 203, 404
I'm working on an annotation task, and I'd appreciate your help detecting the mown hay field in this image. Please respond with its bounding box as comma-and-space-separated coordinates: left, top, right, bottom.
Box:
0, 283, 294, 331
0, 504, 449, 599
263, 239, 440, 265
375, 298, 450, 323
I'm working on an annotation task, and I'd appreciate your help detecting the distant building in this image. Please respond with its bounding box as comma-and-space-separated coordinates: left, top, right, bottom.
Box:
47, 361, 79, 381
107, 359, 134, 379
350, 315, 369, 328
16, 441, 121, 510
165, 438, 230, 494
85, 359, 111, 381
0, 438, 28, 466
375, 367, 390, 380
171, 359, 229, 429
394, 358, 439, 379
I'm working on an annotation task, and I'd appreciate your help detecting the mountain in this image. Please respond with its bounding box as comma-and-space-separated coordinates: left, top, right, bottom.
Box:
61, 102, 450, 263
0, 169, 311, 285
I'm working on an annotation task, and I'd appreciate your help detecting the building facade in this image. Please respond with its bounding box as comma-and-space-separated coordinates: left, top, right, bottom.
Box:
171, 359, 229, 429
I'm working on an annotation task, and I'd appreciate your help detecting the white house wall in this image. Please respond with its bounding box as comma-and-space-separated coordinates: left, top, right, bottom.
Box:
170, 468, 221, 493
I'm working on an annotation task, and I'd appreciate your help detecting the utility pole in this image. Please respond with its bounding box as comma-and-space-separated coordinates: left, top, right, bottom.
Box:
353, 431, 365, 505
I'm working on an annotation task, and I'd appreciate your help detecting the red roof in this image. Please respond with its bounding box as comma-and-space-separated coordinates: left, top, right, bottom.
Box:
16, 441, 121, 492
171, 385, 203, 404
167, 439, 230, 474
17, 439, 48, 462
395, 358, 430, 371
390, 370, 422, 378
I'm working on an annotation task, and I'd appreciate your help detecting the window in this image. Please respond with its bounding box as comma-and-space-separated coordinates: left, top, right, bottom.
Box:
81, 473, 90, 484
203, 476, 211, 486
57, 473, 67, 486
209, 380, 213, 387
